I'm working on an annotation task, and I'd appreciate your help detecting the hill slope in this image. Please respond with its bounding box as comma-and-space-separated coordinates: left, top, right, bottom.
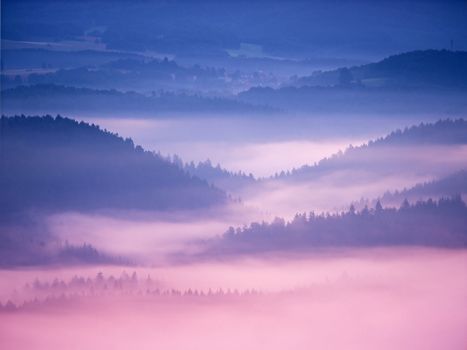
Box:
0, 115, 227, 214
294, 50, 467, 89
378, 170, 467, 206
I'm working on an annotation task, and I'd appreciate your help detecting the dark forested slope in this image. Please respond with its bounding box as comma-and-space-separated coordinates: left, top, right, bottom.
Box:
0, 115, 227, 214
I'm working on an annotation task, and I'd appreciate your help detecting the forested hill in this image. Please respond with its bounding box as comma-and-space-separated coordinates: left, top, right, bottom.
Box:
273, 119, 467, 181
364, 118, 467, 146
237, 51, 467, 114
0, 115, 227, 214
202, 197, 467, 257
293, 50, 467, 89
378, 170, 467, 206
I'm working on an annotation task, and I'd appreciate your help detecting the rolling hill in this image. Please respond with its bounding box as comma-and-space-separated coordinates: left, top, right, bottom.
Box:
293, 50, 467, 89
0, 115, 227, 214
238, 50, 467, 114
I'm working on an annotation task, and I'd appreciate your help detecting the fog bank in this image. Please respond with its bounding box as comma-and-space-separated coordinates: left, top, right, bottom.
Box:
0, 248, 466, 350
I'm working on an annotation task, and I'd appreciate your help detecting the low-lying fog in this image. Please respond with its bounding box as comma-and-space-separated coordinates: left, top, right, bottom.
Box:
3, 113, 466, 349
79, 113, 442, 177
240, 144, 467, 216
74, 114, 467, 218
1, 248, 466, 350
45, 205, 267, 264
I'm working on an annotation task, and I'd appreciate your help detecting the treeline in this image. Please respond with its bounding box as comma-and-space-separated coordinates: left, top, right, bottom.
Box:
1, 84, 271, 115
22, 271, 259, 298
3, 58, 245, 93
238, 83, 467, 114
0, 208, 124, 266
204, 197, 467, 255
372, 119, 467, 146
0, 271, 265, 312
378, 170, 467, 206
0, 233, 121, 267
28, 271, 155, 294
0, 287, 264, 313
165, 155, 256, 193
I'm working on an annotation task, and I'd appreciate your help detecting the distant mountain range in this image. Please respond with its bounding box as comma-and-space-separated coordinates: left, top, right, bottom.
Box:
3, 50, 467, 116
1, 84, 271, 116
238, 50, 467, 114
0, 115, 227, 214
238, 85, 467, 115
1, 56, 271, 94
292, 50, 467, 89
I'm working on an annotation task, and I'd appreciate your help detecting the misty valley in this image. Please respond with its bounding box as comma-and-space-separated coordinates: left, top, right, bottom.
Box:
1, 1, 467, 349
